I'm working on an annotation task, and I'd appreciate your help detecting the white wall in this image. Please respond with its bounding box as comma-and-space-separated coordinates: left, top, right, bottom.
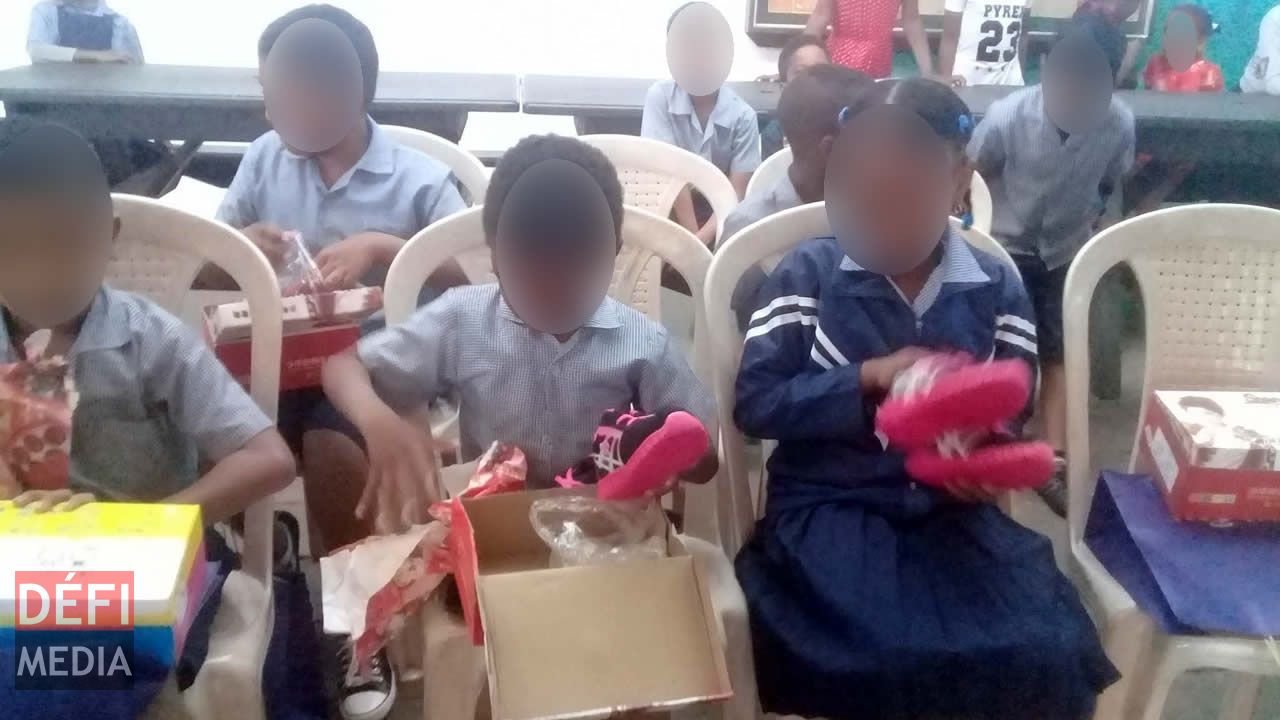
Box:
0, 0, 781, 150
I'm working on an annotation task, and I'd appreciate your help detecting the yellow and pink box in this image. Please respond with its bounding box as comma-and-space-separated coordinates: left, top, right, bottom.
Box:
0, 502, 209, 682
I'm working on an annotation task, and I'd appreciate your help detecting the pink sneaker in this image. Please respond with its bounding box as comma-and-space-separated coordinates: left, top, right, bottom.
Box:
557, 408, 710, 501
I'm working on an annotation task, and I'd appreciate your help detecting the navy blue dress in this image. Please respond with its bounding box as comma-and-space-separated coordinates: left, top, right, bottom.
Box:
734, 235, 1118, 720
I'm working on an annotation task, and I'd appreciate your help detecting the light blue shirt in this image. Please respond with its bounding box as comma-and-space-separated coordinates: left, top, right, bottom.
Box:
358, 285, 716, 486
26, 1, 144, 63
0, 289, 273, 502
968, 86, 1135, 269
641, 80, 762, 175
217, 120, 467, 287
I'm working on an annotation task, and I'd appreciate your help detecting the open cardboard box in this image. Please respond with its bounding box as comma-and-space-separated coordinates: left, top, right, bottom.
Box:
452, 488, 732, 720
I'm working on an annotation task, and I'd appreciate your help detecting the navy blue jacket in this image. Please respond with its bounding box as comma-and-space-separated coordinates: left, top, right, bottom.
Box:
735, 233, 1039, 492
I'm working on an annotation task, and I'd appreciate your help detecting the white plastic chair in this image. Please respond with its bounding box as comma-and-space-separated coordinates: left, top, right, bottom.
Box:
707, 203, 1018, 556
578, 134, 740, 242
110, 195, 283, 720
969, 170, 994, 236
1062, 204, 1280, 720
746, 146, 792, 199
381, 125, 489, 204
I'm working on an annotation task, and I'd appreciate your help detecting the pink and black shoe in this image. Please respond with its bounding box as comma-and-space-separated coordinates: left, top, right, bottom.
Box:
557, 408, 710, 501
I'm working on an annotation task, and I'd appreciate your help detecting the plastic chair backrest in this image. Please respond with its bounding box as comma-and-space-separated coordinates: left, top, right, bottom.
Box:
707, 203, 1020, 553
381, 125, 489, 204
107, 194, 283, 584
746, 146, 793, 199
969, 170, 994, 235
578, 134, 739, 240
1062, 204, 1280, 546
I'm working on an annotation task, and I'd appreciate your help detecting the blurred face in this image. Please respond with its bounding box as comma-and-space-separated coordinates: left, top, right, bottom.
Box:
1043, 45, 1113, 134
667, 2, 734, 97
1095, 0, 1140, 22
785, 46, 830, 83
824, 108, 969, 276
1163, 10, 1202, 70
260, 20, 365, 156
493, 237, 615, 337
0, 193, 114, 329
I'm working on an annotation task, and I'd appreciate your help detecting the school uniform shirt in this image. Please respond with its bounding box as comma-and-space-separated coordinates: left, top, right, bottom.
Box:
1143, 54, 1225, 93
641, 80, 762, 175
1242, 5, 1280, 94
944, 0, 1031, 86
721, 174, 805, 326
0, 288, 272, 501
357, 284, 716, 486
217, 119, 467, 288
26, 0, 144, 63
967, 85, 1135, 269
735, 231, 1037, 489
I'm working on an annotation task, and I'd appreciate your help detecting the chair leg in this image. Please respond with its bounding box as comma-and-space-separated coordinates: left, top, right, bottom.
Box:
1217, 673, 1261, 720
1092, 610, 1155, 720
1138, 645, 1187, 720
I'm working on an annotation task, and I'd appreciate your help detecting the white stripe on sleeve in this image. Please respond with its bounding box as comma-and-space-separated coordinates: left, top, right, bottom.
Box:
995, 330, 1038, 354
749, 295, 819, 326
810, 345, 835, 370
996, 314, 1038, 337
815, 325, 851, 366
744, 312, 818, 341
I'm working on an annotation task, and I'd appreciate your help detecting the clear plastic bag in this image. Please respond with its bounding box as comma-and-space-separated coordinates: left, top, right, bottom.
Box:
277, 231, 326, 297
529, 495, 668, 568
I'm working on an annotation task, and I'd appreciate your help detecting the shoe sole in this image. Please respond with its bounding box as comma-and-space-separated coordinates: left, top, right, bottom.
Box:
341, 669, 398, 720
876, 359, 1032, 449
597, 411, 709, 501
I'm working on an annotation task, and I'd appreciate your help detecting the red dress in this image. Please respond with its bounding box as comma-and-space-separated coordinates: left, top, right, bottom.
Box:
1143, 54, 1225, 93
827, 0, 901, 79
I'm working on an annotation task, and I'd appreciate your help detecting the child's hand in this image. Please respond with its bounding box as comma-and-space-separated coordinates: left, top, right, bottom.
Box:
76, 49, 134, 64
13, 489, 95, 513
860, 347, 933, 391
357, 410, 453, 531
242, 223, 288, 268
316, 233, 387, 290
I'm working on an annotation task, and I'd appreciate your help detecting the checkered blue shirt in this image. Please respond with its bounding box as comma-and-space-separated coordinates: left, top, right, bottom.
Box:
358, 285, 716, 486
968, 86, 1135, 269
0, 288, 273, 501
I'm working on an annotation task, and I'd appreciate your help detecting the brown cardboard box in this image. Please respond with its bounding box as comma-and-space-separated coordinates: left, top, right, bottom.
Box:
203, 287, 382, 391
1136, 390, 1280, 522
452, 488, 732, 720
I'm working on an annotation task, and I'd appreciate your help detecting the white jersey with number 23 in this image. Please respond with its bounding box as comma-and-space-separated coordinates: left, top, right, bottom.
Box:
946, 0, 1031, 86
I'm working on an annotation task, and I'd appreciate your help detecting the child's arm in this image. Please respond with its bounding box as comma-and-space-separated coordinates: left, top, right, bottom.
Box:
967, 106, 1007, 179
147, 318, 295, 523
938, 3, 964, 82
805, 0, 834, 37
640, 83, 677, 145
729, 113, 762, 200
323, 295, 459, 523
902, 0, 936, 77
991, 264, 1040, 434
26, 4, 130, 63
166, 430, 294, 524
734, 248, 928, 441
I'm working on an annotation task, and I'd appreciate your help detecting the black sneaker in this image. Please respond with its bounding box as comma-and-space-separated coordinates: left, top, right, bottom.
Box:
1037, 453, 1069, 518
338, 642, 397, 720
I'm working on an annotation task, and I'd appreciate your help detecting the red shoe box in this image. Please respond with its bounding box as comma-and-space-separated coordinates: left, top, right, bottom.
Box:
1135, 390, 1280, 523
204, 287, 382, 391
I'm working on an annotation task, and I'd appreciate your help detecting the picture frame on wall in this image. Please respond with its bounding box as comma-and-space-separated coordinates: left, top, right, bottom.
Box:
745, 0, 1156, 45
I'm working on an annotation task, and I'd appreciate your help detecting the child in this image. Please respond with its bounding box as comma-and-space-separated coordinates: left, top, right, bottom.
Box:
1143, 4, 1223, 92
1130, 5, 1222, 215
761, 33, 832, 158
0, 118, 295, 522
1243, 4, 1280, 94
213, 6, 467, 496
723, 64, 871, 325
643, 2, 760, 244
968, 14, 1134, 514
734, 78, 1117, 720
26, 0, 143, 64
316, 134, 718, 718
216, 4, 466, 293
805, 0, 935, 80
938, 0, 1032, 86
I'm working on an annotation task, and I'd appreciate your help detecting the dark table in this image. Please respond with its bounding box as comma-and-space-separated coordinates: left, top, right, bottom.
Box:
0, 64, 520, 144
524, 75, 1280, 165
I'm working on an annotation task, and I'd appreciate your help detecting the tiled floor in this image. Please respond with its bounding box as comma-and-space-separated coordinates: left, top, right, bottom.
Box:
374, 336, 1279, 720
